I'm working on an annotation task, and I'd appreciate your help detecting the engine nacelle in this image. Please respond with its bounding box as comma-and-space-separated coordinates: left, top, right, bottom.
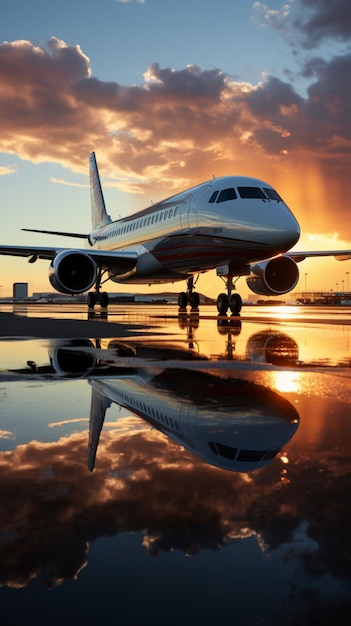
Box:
49, 250, 97, 294
246, 256, 299, 296
49, 339, 96, 377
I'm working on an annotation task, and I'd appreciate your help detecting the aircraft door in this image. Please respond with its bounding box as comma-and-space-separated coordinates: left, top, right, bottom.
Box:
180, 404, 198, 441
189, 185, 211, 230
180, 194, 192, 230
180, 186, 210, 230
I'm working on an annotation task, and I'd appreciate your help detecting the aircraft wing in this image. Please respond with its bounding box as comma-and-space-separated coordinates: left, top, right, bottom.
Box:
0, 245, 138, 272
288, 250, 351, 263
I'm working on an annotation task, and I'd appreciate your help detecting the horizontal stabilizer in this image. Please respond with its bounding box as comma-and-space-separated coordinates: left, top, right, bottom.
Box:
22, 228, 88, 239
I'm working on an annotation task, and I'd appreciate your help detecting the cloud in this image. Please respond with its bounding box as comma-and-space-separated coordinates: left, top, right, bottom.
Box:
0, 37, 351, 233
253, 0, 351, 48
252, 1, 292, 32
0, 166, 16, 176
294, 0, 351, 47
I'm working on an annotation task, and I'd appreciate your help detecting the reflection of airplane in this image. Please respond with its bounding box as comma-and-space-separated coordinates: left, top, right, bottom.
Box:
88, 368, 300, 473
1, 152, 351, 315
6, 337, 299, 473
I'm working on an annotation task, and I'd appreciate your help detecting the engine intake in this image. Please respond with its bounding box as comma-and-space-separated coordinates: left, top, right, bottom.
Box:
246, 256, 299, 296
49, 250, 97, 294
49, 339, 96, 377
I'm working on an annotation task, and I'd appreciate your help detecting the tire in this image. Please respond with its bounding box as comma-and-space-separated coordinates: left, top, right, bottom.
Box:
217, 293, 229, 315
100, 292, 109, 308
229, 293, 242, 315
189, 292, 200, 309
178, 292, 188, 308
87, 292, 96, 308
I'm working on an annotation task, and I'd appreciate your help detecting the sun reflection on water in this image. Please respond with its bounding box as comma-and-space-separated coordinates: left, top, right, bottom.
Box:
271, 370, 302, 394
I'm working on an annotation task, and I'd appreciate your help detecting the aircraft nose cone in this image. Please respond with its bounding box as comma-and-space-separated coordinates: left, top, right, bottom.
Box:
282, 213, 300, 250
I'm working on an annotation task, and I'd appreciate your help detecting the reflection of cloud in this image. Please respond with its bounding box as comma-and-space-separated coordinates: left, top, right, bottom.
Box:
0, 404, 351, 597
0, 429, 14, 439
50, 177, 88, 188
49, 418, 88, 428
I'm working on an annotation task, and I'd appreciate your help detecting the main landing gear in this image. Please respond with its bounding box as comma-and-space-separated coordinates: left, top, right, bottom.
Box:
87, 268, 109, 310
177, 274, 242, 316
216, 274, 242, 316
178, 276, 200, 310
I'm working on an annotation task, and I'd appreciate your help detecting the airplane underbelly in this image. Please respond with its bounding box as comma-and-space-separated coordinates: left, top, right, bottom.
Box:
150, 233, 274, 272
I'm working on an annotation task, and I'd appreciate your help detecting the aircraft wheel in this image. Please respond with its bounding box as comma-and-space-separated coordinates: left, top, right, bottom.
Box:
217, 293, 229, 315
178, 292, 188, 308
189, 292, 200, 309
100, 292, 109, 308
87, 292, 96, 308
229, 293, 242, 315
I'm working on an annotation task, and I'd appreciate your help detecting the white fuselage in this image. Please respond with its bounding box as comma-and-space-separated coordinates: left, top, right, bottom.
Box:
88, 176, 300, 284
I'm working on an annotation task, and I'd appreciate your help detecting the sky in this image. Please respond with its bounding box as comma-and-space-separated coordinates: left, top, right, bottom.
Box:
1, 0, 351, 298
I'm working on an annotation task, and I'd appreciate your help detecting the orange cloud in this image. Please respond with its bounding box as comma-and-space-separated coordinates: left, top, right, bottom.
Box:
0, 38, 351, 237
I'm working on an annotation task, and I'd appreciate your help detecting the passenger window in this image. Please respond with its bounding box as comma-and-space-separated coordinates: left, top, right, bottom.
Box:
238, 187, 266, 199
209, 191, 219, 203
217, 188, 237, 203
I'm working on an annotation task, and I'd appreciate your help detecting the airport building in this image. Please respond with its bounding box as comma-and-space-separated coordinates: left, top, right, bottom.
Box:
13, 282, 28, 299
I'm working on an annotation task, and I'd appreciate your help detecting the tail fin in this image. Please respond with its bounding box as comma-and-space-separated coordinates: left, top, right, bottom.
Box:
87, 383, 112, 472
89, 152, 112, 229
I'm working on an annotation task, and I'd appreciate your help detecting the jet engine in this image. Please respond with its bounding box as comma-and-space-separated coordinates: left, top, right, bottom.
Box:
49, 250, 97, 294
246, 256, 299, 296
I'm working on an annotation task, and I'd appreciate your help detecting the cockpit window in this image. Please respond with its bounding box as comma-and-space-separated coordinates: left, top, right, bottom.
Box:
217, 188, 237, 203
238, 187, 266, 199
208, 442, 237, 459
263, 187, 282, 202
209, 191, 219, 203
237, 449, 265, 462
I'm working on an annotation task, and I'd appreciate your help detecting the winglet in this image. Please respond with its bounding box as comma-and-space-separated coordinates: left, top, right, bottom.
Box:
89, 152, 112, 230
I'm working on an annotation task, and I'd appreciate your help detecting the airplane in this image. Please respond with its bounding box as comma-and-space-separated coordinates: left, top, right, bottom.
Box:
1, 152, 351, 315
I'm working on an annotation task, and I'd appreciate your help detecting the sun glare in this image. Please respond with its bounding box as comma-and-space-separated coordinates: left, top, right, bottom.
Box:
271, 370, 302, 394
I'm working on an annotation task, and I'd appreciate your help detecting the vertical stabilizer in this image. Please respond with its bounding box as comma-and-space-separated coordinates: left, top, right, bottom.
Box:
88, 383, 112, 472
89, 152, 112, 229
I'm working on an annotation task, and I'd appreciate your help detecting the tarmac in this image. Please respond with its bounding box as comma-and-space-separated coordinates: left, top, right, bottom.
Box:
0, 311, 142, 338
